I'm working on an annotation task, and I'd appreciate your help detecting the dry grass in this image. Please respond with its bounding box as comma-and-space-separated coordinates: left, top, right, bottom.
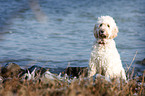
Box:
0, 70, 144, 96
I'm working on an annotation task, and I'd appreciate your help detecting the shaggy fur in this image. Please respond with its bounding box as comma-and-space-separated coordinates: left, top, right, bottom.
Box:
88, 16, 126, 80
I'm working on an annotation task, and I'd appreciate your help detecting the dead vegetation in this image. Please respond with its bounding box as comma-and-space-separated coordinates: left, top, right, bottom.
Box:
0, 69, 144, 96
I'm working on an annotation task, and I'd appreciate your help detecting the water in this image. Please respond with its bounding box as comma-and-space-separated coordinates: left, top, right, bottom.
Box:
0, 0, 145, 74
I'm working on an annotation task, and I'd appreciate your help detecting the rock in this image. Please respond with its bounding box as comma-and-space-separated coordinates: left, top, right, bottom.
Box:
135, 58, 145, 65
41, 71, 61, 84
49, 68, 65, 75
141, 58, 145, 65
27, 65, 47, 75
41, 70, 74, 84
0, 76, 3, 83
1, 63, 24, 78
21, 65, 47, 80
65, 67, 88, 78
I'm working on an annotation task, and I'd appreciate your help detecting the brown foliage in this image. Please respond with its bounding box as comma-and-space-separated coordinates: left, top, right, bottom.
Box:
0, 71, 144, 96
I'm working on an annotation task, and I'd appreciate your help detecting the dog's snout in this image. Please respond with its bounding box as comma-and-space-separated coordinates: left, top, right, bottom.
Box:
99, 30, 106, 38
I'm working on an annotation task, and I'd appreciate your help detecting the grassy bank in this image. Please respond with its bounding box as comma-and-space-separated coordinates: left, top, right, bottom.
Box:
0, 70, 144, 96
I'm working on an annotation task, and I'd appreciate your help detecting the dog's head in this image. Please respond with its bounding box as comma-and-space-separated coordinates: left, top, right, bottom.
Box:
94, 16, 118, 41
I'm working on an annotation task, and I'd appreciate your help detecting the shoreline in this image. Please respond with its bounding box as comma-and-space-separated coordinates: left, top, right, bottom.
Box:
0, 63, 144, 96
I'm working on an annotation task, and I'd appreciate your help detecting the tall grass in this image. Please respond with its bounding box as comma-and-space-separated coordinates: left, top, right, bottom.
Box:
0, 69, 144, 96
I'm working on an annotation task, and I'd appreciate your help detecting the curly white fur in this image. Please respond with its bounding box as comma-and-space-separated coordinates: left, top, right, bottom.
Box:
88, 16, 126, 80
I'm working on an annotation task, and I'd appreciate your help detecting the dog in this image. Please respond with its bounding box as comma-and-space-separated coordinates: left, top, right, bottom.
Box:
88, 16, 126, 80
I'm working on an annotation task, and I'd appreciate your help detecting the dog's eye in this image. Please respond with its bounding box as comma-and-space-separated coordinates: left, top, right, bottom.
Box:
100, 24, 103, 27
107, 24, 110, 28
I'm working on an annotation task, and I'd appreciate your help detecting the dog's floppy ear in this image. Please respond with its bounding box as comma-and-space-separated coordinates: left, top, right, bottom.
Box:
110, 25, 118, 39
94, 24, 98, 39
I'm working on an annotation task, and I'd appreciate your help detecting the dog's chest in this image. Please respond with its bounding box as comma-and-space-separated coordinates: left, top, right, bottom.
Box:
92, 44, 114, 56
91, 42, 118, 67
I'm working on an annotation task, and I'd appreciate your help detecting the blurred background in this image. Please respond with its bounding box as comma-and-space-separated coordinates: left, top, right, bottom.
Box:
0, 0, 145, 75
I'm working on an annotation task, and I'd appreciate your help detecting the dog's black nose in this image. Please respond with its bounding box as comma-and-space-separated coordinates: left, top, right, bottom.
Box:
100, 30, 104, 34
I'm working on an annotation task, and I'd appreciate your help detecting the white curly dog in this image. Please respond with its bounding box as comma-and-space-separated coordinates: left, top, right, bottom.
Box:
88, 16, 126, 80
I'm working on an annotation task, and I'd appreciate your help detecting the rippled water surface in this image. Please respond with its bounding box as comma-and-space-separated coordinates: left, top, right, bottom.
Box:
0, 0, 145, 73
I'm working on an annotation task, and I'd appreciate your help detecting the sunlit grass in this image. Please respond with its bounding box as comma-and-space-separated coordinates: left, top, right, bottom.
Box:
0, 68, 144, 96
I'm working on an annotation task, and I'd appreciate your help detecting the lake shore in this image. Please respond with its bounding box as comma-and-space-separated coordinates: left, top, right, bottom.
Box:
0, 63, 144, 96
